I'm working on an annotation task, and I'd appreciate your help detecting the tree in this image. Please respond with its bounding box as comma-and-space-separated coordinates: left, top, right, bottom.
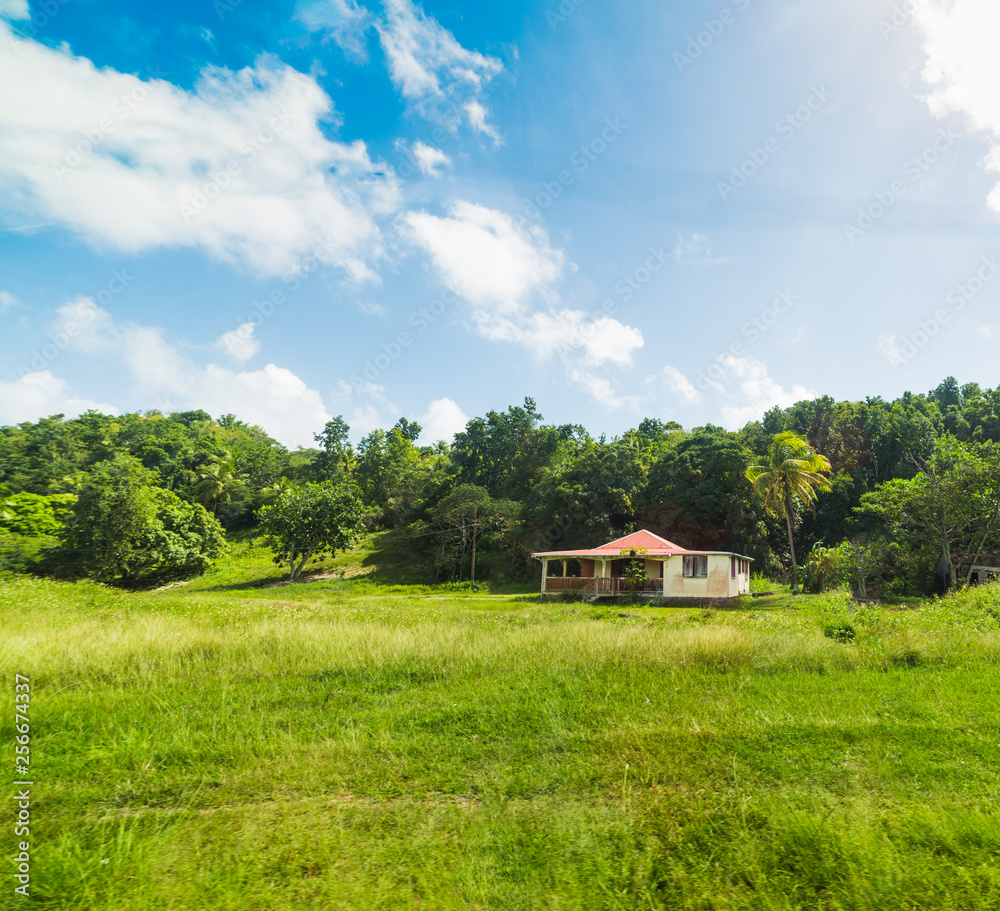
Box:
838, 538, 880, 599
138, 489, 228, 579
411, 484, 517, 583
524, 435, 647, 553
803, 542, 844, 593
191, 456, 243, 515
0, 491, 78, 573
0, 492, 77, 538
642, 426, 762, 554
746, 431, 832, 594
452, 398, 560, 501
856, 436, 999, 589
355, 424, 424, 524
257, 481, 365, 581
313, 417, 354, 483
61, 454, 226, 582
619, 545, 649, 588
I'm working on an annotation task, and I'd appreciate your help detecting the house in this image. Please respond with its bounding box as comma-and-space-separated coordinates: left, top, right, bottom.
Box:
532, 530, 752, 602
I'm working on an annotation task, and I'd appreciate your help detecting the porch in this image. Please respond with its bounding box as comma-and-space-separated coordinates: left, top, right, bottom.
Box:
543, 577, 664, 598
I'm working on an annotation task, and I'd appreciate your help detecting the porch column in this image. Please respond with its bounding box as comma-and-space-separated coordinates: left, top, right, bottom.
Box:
541, 558, 549, 595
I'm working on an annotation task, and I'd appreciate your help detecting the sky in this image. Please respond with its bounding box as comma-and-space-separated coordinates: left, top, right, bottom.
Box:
1, 0, 999, 448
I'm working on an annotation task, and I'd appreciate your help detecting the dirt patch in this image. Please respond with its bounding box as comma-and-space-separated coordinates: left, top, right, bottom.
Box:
263, 566, 374, 588
153, 581, 192, 592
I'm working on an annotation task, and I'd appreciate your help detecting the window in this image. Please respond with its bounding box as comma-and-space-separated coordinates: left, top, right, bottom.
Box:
565, 559, 583, 578
683, 555, 708, 578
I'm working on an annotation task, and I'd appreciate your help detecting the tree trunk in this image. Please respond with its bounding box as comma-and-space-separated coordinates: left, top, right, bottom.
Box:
964, 505, 1000, 585
940, 508, 955, 590
784, 485, 799, 595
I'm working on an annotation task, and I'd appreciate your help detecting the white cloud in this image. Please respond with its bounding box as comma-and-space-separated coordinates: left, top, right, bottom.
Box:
778, 327, 808, 347
192, 364, 330, 447
48, 300, 330, 447
566, 368, 641, 412
294, 0, 372, 60
0, 22, 399, 278
662, 365, 702, 405
417, 397, 468, 444
404, 200, 564, 316
914, 0, 1000, 211
50, 297, 116, 353
330, 378, 397, 439
482, 310, 643, 367
411, 140, 451, 177
717, 355, 816, 428
0, 371, 116, 424
357, 298, 388, 316
463, 99, 502, 146
377, 0, 502, 136
404, 200, 644, 404
0, 0, 28, 21
215, 322, 261, 363
976, 324, 994, 339
878, 333, 906, 368
672, 232, 737, 267
0, 290, 17, 310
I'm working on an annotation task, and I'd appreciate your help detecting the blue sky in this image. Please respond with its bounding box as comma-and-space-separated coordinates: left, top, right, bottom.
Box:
2, 0, 1000, 447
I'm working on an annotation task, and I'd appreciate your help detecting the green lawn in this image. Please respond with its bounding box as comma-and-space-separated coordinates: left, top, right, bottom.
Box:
4, 557, 1000, 909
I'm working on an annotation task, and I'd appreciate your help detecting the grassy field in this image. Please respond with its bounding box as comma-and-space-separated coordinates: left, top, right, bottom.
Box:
4, 544, 1000, 909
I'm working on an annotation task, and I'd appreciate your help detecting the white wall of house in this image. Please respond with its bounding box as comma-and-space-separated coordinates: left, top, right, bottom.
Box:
663, 554, 751, 599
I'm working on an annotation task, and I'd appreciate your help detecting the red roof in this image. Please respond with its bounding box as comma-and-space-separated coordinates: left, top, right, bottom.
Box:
532, 529, 690, 559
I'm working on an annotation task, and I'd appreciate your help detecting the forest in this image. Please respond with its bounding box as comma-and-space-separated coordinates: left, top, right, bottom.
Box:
3, 375, 1000, 597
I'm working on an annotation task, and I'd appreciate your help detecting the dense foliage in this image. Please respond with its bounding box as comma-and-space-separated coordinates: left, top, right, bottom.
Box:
258, 481, 366, 581
4, 377, 1000, 592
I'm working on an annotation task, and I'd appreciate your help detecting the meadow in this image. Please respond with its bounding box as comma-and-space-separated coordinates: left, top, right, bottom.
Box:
4, 539, 1000, 909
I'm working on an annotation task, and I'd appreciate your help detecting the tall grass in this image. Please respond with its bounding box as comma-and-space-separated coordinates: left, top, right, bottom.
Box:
4, 575, 1000, 908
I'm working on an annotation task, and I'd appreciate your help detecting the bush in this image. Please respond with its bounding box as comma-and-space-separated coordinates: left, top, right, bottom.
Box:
0, 532, 58, 573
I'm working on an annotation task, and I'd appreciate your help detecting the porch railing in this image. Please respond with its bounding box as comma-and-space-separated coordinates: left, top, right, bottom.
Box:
545, 578, 589, 592
546, 578, 663, 595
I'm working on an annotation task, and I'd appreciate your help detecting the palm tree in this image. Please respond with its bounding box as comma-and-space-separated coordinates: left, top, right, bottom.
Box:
746, 431, 832, 595
191, 456, 241, 516
261, 476, 295, 505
